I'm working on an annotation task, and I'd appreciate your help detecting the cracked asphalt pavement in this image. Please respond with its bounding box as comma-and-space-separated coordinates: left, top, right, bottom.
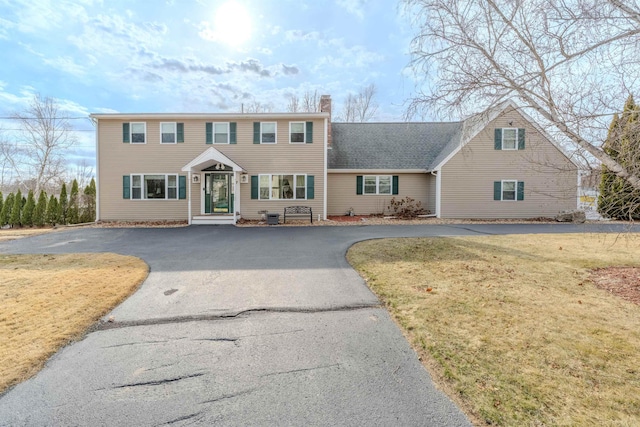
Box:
0, 222, 635, 426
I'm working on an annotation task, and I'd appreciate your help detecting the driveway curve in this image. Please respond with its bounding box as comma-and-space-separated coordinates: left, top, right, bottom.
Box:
0, 223, 634, 426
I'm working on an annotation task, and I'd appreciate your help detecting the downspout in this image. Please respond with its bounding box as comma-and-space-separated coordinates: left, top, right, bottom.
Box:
432, 169, 441, 218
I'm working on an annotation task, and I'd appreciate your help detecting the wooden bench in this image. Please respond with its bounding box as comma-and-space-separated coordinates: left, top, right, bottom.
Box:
284, 206, 313, 223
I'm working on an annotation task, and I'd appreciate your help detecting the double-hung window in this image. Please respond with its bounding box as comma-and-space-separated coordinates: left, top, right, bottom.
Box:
161, 122, 176, 144
494, 180, 524, 201
214, 123, 229, 143
495, 128, 525, 150
261, 122, 276, 143
363, 175, 392, 195
131, 122, 146, 144
290, 122, 305, 143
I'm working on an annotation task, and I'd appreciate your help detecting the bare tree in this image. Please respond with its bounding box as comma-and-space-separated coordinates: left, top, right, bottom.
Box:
302, 90, 320, 112
339, 83, 379, 122
243, 99, 273, 113
0, 129, 21, 190
286, 94, 300, 113
404, 0, 640, 189
68, 159, 95, 190
11, 94, 77, 194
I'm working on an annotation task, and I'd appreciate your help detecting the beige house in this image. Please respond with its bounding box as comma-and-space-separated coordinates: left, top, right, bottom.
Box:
90, 98, 577, 224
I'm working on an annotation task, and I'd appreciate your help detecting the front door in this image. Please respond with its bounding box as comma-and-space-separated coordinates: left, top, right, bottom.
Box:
204, 173, 231, 214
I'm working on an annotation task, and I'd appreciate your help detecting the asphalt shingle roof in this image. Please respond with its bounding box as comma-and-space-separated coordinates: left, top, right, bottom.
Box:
328, 122, 463, 170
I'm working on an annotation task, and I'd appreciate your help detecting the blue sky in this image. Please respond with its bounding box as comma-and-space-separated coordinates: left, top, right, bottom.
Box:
0, 0, 419, 171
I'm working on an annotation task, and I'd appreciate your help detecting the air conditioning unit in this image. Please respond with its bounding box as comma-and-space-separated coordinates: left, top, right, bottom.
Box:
240, 174, 249, 184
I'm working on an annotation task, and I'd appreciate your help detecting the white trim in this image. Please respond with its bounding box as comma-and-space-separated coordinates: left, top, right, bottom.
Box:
328, 169, 427, 174
289, 121, 306, 144
362, 175, 392, 195
323, 118, 328, 220
187, 171, 192, 225
94, 118, 100, 222
91, 112, 329, 120
200, 172, 234, 215
260, 121, 277, 144
129, 173, 181, 200
500, 180, 518, 201
160, 122, 177, 144
130, 122, 147, 144
211, 122, 230, 144
500, 127, 518, 150
182, 147, 245, 173
434, 170, 441, 218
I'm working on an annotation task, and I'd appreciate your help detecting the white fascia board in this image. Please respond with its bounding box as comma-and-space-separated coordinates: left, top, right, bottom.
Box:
328, 169, 427, 174
89, 112, 329, 120
182, 147, 246, 173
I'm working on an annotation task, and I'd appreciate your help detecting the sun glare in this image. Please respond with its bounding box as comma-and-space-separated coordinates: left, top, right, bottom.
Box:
214, 1, 252, 46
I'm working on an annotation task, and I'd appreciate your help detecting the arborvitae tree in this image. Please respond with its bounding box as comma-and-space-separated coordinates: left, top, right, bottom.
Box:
34, 191, 47, 227
598, 95, 640, 219
0, 192, 3, 222
1, 193, 13, 226
57, 183, 68, 225
22, 190, 36, 227
67, 179, 79, 224
46, 195, 58, 226
10, 190, 22, 227
81, 178, 96, 223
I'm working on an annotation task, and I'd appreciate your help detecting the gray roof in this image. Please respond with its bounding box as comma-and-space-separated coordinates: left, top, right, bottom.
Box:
328, 122, 464, 170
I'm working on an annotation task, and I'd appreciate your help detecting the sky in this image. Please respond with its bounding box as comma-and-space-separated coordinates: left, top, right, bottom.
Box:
0, 0, 420, 173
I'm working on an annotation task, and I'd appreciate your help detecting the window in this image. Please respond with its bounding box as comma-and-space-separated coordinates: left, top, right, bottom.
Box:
495, 128, 525, 150
130, 174, 179, 200
502, 128, 517, 150
494, 180, 524, 201
363, 175, 392, 195
161, 122, 176, 143
502, 180, 516, 200
214, 123, 229, 144
290, 122, 305, 143
261, 122, 276, 143
131, 122, 146, 143
258, 174, 306, 200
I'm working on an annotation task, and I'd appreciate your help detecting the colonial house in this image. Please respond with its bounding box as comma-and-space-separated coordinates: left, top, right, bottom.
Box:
90, 96, 578, 224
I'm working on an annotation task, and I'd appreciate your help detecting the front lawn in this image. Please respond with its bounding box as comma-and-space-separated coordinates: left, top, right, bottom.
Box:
348, 233, 640, 426
0, 253, 148, 394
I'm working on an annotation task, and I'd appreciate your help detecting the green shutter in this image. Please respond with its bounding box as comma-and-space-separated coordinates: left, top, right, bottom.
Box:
307, 175, 314, 199
517, 181, 525, 201
206, 123, 212, 144
392, 176, 399, 195
494, 128, 501, 150
123, 176, 130, 199
230, 122, 237, 144
251, 175, 259, 199
123, 123, 130, 143
494, 181, 501, 200
177, 123, 184, 143
306, 121, 313, 143
253, 122, 260, 144
518, 128, 525, 150
356, 176, 363, 195
178, 176, 186, 199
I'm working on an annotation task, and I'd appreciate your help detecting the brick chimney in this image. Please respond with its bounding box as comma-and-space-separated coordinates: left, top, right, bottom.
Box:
319, 94, 332, 147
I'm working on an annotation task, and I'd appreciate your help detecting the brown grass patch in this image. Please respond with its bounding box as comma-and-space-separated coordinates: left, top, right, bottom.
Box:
0, 253, 148, 393
0, 228, 57, 241
347, 233, 640, 426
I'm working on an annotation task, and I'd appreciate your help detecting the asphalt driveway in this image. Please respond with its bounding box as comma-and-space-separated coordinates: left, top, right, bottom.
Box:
0, 222, 634, 426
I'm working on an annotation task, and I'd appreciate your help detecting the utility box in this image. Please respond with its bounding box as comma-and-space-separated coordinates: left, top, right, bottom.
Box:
266, 213, 280, 225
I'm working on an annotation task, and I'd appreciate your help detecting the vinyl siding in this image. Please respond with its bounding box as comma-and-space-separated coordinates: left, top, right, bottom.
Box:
327, 172, 431, 216
440, 107, 577, 219
97, 117, 326, 221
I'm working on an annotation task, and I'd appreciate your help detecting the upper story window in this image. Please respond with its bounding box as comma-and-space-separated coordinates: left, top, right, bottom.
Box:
290, 122, 305, 143
159, 122, 184, 144
206, 122, 236, 144
253, 122, 277, 144
495, 128, 525, 150
123, 122, 147, 144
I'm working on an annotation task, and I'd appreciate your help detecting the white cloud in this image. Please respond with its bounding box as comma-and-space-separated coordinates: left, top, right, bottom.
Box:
43, 56, 86, 77
335, 0, 368, 20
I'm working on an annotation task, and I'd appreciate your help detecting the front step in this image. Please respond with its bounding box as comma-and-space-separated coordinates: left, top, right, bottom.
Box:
191, 216, 236, 225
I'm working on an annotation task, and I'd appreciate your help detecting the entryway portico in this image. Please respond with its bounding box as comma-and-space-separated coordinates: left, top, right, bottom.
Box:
182, 147, 246, 225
